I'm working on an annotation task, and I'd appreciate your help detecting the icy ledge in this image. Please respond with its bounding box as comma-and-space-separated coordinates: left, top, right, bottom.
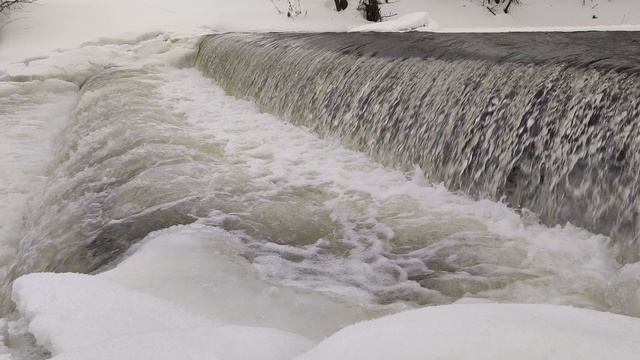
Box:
12, 273, 312, 360
11, 226, 640, 360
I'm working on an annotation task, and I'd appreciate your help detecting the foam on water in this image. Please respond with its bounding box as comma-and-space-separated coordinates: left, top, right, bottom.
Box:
0, 79, 77, 267
155, 68, 640, 315
196, 32, 640, 263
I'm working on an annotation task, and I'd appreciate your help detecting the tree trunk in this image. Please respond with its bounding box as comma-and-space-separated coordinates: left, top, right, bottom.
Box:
363, 0, 381, 22
334, 0, 348, 12
504, 0, 515, 13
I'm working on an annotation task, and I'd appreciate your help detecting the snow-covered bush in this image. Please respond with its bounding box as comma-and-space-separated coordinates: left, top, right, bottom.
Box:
287, 0, 302, 17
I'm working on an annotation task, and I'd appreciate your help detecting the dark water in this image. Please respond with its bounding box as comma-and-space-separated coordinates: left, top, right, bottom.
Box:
196, 31, 640, 263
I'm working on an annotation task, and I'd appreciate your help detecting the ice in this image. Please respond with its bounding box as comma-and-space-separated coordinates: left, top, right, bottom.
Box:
1, 34, 199, 85
99, 225, 385, 341
296, 303, 640, 360
12, 260, 640, 360
12, 270, 312, 360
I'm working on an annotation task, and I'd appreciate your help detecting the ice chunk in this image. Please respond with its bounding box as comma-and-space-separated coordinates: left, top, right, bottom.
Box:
99, 225, 384, 340
296, 303, 640, 360
12, 273, 312, 360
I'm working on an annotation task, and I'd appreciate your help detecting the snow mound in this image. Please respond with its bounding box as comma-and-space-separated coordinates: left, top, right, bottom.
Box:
349, 12, 436, 32
1, 34, 197, 85
296, 303, 640, 360
12, 272, 312, 360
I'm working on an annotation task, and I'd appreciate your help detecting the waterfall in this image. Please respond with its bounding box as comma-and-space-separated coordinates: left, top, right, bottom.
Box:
196, 32, 640, 263
2, 32, 638, 318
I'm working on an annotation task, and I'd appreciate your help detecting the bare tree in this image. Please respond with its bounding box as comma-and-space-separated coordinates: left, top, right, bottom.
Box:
359, 0, 381, 22
503, 0, 519, 14
1, 0, 34, 15
483, 0, 520, 15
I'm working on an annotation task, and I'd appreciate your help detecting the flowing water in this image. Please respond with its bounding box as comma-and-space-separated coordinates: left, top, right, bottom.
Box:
197, 32, 640, 264
0, 32, 639, 351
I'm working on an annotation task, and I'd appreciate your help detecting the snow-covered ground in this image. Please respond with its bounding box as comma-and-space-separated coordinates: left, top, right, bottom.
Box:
2, 0, 640, 65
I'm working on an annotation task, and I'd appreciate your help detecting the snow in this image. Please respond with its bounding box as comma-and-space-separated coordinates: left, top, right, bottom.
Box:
1, 34, 199, 84
12, 270, 313, 360
0, 0, 364, 65
298, 303, 640, 360
349, 12, 436, 32
2, 0, 640, 66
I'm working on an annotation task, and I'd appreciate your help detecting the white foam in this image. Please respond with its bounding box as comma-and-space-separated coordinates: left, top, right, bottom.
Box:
0, 79, 77, 266
156, 67, 637, 315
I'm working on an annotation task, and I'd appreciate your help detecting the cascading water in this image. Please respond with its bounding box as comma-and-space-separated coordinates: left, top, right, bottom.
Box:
1, 32, 640, 349
196, 32, 640, 264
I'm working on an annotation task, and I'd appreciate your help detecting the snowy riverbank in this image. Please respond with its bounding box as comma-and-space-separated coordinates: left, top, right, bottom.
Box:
2, 0, 640, 65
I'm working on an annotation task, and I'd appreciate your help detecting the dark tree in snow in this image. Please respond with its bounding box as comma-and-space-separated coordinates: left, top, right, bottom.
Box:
359, 0, 382, 22
334, 0, 348, 12
0, 0, 33, 15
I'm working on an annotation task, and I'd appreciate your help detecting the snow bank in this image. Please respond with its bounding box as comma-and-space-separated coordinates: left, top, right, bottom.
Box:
296, 303, 640, 360
1, 34, 198, 84
349, 12, 436, 32
12, 272, 312, 360
0, 0, 366, 65
3, 0, 640, 66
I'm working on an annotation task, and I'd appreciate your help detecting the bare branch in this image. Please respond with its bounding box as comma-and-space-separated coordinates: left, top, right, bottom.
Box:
1, 0, 35, 15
